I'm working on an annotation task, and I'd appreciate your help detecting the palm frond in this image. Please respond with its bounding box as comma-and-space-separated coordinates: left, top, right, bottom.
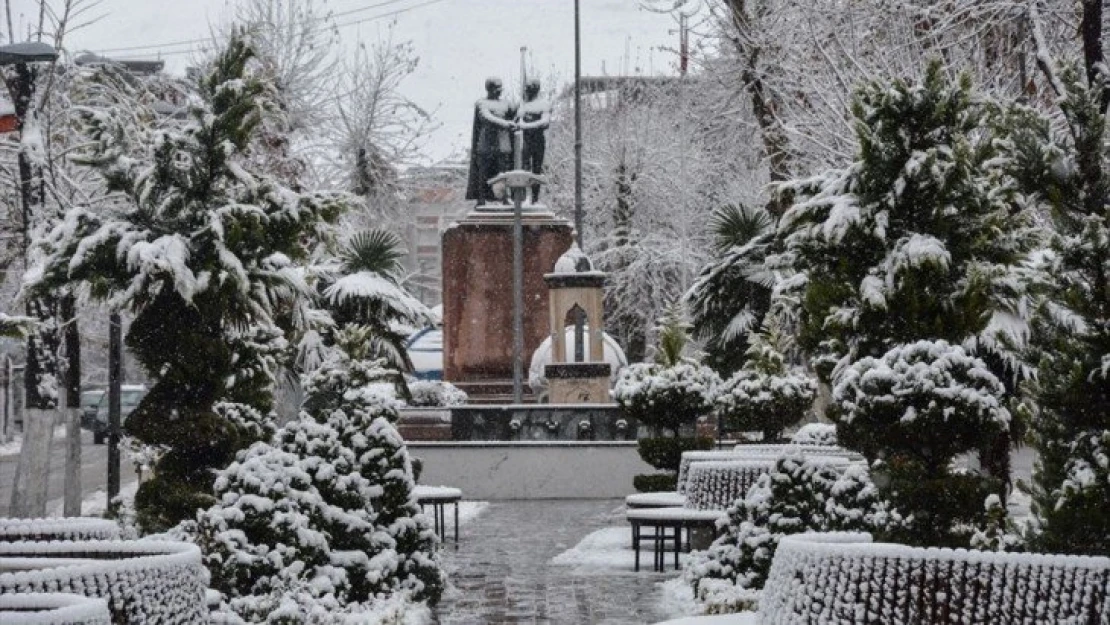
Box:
339, 228, 405, 279
711, 203, 774, 252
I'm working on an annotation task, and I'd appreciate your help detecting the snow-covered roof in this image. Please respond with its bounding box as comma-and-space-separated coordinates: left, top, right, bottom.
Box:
551, 243, 600, 275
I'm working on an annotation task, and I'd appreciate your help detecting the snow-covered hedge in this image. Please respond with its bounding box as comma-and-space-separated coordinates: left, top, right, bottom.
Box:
790, 423, 838, 446
685, 460, 776, 511
0, 518, 121, 543
760, 532, 1110, 624
406, 380, 468, 407
0, 593, 111, 625
0, 540, 207, 624
679, 447, 861, 494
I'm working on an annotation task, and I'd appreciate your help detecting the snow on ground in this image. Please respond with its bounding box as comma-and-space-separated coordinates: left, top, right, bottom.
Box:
549, 525, 695, 574
47, 480, 139, 518
0, 426, 68, 458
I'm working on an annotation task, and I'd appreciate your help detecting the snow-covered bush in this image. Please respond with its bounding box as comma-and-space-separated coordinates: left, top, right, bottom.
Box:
612, 361, 719, 435
0, 593, 111, 625
759, 532, 1110, 624
833, 340, 1010, 466
969, 493, 1025, 553
193, 351, 443, 621
790, 423, 837, 446
716, 369, 816, 442
0, 517, 120, 542
833, 340, 1009, 546
714, 324, 817, 442
0, 540, 207, 624
685, 454, 896, 613
405, 380, 467, 408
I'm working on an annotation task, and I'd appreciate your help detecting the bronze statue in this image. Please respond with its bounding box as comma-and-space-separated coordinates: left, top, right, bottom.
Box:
466, 77, 517, 206
517, 78, 550, 204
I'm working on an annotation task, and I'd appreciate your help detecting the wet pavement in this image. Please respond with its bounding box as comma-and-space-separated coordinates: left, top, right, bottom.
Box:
434, 499, 678, 625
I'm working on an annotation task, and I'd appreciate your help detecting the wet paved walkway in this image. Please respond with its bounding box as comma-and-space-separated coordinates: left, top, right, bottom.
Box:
434, 499, 677, 624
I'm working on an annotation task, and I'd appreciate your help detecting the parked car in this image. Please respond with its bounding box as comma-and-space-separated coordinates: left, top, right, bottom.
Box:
79, 389, 104, 427
89, 385, 147, 444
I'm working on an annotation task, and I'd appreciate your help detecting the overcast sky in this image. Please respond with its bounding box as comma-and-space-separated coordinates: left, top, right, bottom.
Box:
10, 0, 682, 162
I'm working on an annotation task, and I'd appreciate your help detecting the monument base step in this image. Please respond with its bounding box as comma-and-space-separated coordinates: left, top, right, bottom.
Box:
451, 380, 537, 405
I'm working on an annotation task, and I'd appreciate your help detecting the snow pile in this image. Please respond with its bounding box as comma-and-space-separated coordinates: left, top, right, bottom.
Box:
0, 517, 121, 542
685, 455, 897, 614
0, 539, 207, 624
759, 532, 1110, 624
406, 380, 467, 408
0, 593, 111, 625
790, 423, 837, 446
192, 351, 444, 622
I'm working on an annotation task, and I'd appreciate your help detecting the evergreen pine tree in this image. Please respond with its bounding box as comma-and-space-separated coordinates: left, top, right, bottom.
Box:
778, 63, 1039, 546
196, 350, 443, 621
31, 31, 346, 531
999, 56, 1110, 555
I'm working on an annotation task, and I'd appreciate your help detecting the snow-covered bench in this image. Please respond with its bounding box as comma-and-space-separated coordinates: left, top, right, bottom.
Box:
760, 532, 1110, 624
0, 592, 111, 625
414, 485, 463, 542
0, 517, 121, 543
0, 540, 207, 624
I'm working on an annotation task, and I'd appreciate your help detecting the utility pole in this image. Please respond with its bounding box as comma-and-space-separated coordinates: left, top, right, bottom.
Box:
574, 0, 584, 250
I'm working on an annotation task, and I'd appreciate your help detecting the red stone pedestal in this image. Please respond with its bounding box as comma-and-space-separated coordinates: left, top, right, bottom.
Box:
442, 207, 573, 402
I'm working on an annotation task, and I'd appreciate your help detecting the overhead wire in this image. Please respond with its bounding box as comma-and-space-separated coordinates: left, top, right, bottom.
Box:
96, 0, 448, 59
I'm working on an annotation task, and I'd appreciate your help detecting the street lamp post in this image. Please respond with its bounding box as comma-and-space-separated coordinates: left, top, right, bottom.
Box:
574, 0, 583, 250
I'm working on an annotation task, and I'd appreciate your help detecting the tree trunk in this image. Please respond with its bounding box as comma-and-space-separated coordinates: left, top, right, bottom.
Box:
62, 295, 81, 516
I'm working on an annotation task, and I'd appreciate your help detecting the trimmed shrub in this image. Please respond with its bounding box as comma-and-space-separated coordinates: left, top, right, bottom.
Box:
0, 593, 111, 625
760, 532, 1110, 624
633, 473, 678, 493
612, 362, 719, 435
637, 436, 716, 473
406, 380, 467, 408
0, 540, 207, 624
790, 423, 837, 446
0, 518, 120, 542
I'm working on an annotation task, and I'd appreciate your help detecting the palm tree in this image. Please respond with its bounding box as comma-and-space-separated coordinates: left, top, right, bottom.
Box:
684, 203, 776, 375
322, 228, 433, 372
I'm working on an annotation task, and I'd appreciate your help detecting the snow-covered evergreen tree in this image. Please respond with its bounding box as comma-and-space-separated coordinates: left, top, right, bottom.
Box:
30, 31, 347, 531
195, 351, 443, 621
1008, 3, 1110, 556
777, 63, 1038, 546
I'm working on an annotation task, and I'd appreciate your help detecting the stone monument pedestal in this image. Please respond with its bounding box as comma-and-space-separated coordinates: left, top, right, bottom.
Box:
441, 206, 573, 402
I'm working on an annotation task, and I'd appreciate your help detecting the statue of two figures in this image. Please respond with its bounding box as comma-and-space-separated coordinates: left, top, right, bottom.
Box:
465, 76, 550, 207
